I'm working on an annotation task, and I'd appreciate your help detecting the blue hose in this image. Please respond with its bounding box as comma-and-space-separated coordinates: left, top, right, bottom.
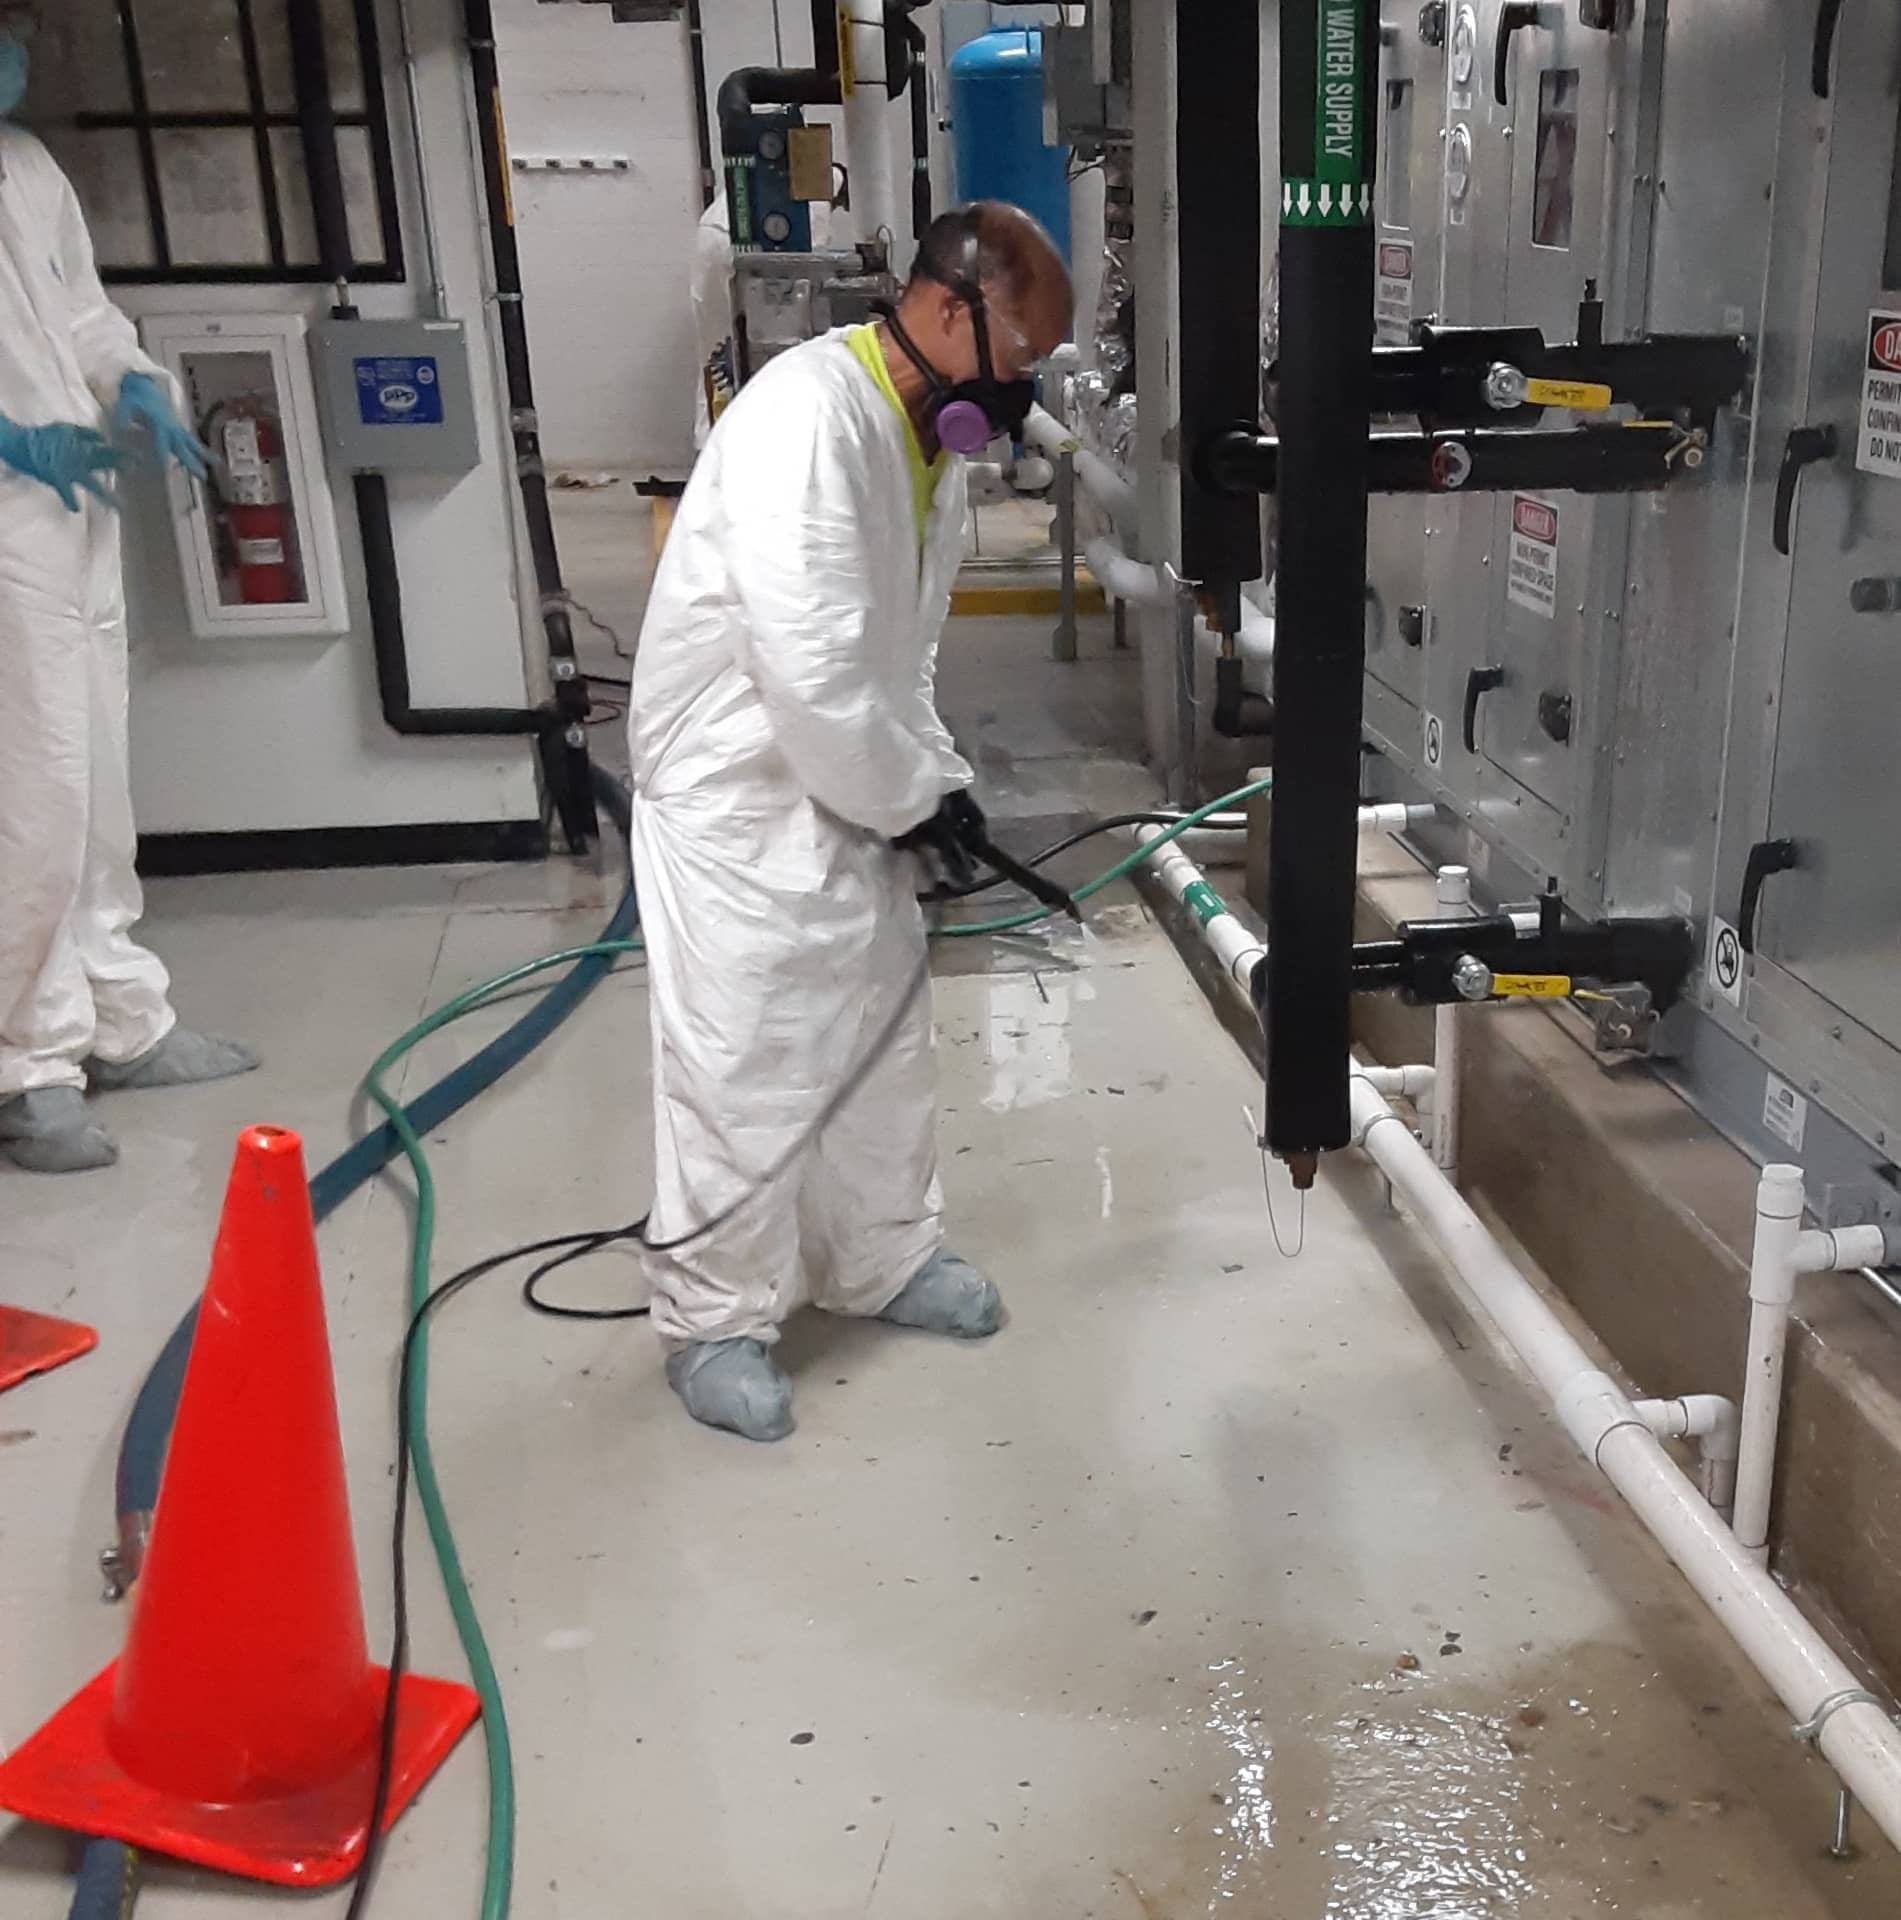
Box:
72, 775, 636, 1920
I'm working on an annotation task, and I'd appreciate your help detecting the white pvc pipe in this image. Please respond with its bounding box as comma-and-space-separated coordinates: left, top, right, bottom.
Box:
1359, 1063, 1437, 1101
840, 9, 899, 249
1136, 834, 1901, 1851
1345, 1074, 1901, 1850
1635, 1395, 1741, 1517
1432, 866, 1471, 1177
1735, 1169, 1892, 1565
1022, 406, 1138, 534
1134, 827, 1263, 1000
1361, 802, 1438, 834
1083, 533, 1164, 606
1082, 532, 1278, 672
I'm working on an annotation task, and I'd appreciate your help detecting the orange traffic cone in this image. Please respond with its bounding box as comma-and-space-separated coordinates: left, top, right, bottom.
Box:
0, 1126, 478, 1887
0, 1304, 96, 1393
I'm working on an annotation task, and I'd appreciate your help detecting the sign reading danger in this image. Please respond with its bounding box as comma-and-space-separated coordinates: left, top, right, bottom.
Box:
1858, 310, 1901, 479
1375, 240, 1413, 348
1507, 494, 1559, 619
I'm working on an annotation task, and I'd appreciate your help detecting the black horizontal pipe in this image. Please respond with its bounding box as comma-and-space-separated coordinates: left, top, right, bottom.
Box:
716, 64, 842, 147
1206, 423, 1682, 498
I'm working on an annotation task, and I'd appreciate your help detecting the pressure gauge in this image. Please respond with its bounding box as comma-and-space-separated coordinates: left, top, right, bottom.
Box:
759, 130, 786, 162
761, 210, 793, 244
1450, 6, 1478, 86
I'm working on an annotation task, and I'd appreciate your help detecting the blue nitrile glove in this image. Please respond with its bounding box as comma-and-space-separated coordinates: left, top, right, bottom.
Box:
0, 415, 126, 511
113, 372, 210, 480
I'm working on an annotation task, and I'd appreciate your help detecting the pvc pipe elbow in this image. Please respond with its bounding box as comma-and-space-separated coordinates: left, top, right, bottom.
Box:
1795, 1223, 1892, 1274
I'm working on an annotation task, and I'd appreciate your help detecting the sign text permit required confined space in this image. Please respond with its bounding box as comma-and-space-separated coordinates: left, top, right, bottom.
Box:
1858, 311, 1901, 478
1507, 494, 1559, 619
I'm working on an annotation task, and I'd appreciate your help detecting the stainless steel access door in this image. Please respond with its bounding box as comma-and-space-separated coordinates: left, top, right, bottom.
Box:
1474, 0, 1622, 863
1757, 0, 1901, 1064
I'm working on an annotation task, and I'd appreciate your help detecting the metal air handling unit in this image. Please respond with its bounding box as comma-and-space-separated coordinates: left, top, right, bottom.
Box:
1115, 0, 1901, 1866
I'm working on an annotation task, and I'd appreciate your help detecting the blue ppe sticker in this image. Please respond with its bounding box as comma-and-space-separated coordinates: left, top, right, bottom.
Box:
354, 356, 444, 427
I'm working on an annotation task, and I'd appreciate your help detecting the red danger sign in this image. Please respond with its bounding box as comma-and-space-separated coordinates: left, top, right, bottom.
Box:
1512, 497, 1558, 544
1871, 318, 1901, 372
1379, 242, 1412, 279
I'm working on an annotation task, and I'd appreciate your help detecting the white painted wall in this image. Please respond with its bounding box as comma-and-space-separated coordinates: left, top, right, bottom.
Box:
495, 0, 926, 472
492, 0, 708, 471
39, 0, 545, 837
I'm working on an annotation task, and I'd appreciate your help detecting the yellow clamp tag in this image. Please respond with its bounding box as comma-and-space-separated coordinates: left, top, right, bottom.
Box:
1491, 973, 1573, 999
837, 5, 856, 93
1524, 378, 1614, 413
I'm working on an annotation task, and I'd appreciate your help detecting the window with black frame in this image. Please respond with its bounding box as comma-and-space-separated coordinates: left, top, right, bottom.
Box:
26, 0, 403, 284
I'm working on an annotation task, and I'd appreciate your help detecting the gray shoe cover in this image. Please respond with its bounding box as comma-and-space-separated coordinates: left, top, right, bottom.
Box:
880, 1250, 1002, 1338
665, 1337, 794, 1441
0, 1088, 119, 1173
89, 1026, 259, 1092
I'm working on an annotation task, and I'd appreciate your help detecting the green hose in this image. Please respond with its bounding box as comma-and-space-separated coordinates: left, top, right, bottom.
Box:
938, 777, 1272, 936
352, 772, 1269, 1920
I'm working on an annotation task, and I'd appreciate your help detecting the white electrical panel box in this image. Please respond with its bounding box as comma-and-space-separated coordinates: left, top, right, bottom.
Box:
140, 312, 351, 640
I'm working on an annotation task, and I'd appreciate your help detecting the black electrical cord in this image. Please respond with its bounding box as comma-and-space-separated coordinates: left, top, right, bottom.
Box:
346, 934, 938, 1918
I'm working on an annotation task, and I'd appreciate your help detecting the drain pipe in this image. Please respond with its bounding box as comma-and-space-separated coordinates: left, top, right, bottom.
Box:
1734, 1168, 1897, 1565
1137, 831, 1901, 1850
1346, 1067, 1901, 1846
1432, 865, 1471, 1176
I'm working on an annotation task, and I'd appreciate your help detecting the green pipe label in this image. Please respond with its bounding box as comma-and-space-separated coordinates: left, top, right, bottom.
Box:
1182, 879, 1227, 927
1283, 0, 1371, 229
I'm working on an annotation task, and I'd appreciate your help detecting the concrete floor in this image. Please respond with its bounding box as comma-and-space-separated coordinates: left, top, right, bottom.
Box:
2, 497, 1897, 1916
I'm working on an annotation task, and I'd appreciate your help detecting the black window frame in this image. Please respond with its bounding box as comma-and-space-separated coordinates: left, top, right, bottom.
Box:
74, 0, 405, 287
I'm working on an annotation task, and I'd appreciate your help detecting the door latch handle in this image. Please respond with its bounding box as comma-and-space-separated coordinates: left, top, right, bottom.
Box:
1494, 1, 1546, 106
1463, 665, 1505, 753
1814, 0, 1845, 97
1738, 837, 1799, 955
1772, 424, 1836, 556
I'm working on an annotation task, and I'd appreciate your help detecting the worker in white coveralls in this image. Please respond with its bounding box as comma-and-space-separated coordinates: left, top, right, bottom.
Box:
0, 4, 258, 1175
629, 202, 1071, 1439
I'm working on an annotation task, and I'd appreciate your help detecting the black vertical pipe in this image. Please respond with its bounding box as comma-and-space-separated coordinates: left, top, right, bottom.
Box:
904, 17, 932, 245
1266, 0, 1379, 1177
286, 0, 354, 283
809, 0, 841, 82
684, 0, 718, 208
1175, 3, 1262, 637
463, 0, 598, 849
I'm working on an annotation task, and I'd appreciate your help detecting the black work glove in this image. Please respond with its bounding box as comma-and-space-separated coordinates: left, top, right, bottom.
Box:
893, 790, 988, 893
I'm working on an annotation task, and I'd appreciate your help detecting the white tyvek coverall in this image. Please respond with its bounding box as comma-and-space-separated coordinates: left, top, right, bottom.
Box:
0, 127, 177, 1100
629, 330, 969, 1348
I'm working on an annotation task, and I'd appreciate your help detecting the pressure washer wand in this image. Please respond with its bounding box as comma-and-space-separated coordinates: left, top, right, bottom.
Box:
966, 828, 1082, 922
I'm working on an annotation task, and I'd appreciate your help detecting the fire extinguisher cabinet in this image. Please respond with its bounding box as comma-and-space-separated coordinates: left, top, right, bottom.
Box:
139, 313, 351, 640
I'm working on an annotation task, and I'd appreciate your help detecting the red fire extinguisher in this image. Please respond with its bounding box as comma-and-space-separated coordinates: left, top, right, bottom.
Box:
208, 402, 297, 604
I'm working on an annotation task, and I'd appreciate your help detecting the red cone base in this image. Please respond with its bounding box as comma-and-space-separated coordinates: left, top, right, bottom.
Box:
0, 1665, 475, 1888
0, 1127, 478, 1886
0, 1305, 97, 1393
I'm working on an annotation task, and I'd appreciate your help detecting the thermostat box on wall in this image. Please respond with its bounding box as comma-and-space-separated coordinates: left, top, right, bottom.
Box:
308, 318, 481, 475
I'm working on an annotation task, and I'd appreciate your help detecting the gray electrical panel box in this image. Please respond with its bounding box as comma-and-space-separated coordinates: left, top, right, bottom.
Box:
308, 318, 481, 475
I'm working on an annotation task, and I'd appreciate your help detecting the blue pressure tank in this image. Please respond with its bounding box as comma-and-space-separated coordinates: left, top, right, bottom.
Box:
947, 29, 1071, 264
